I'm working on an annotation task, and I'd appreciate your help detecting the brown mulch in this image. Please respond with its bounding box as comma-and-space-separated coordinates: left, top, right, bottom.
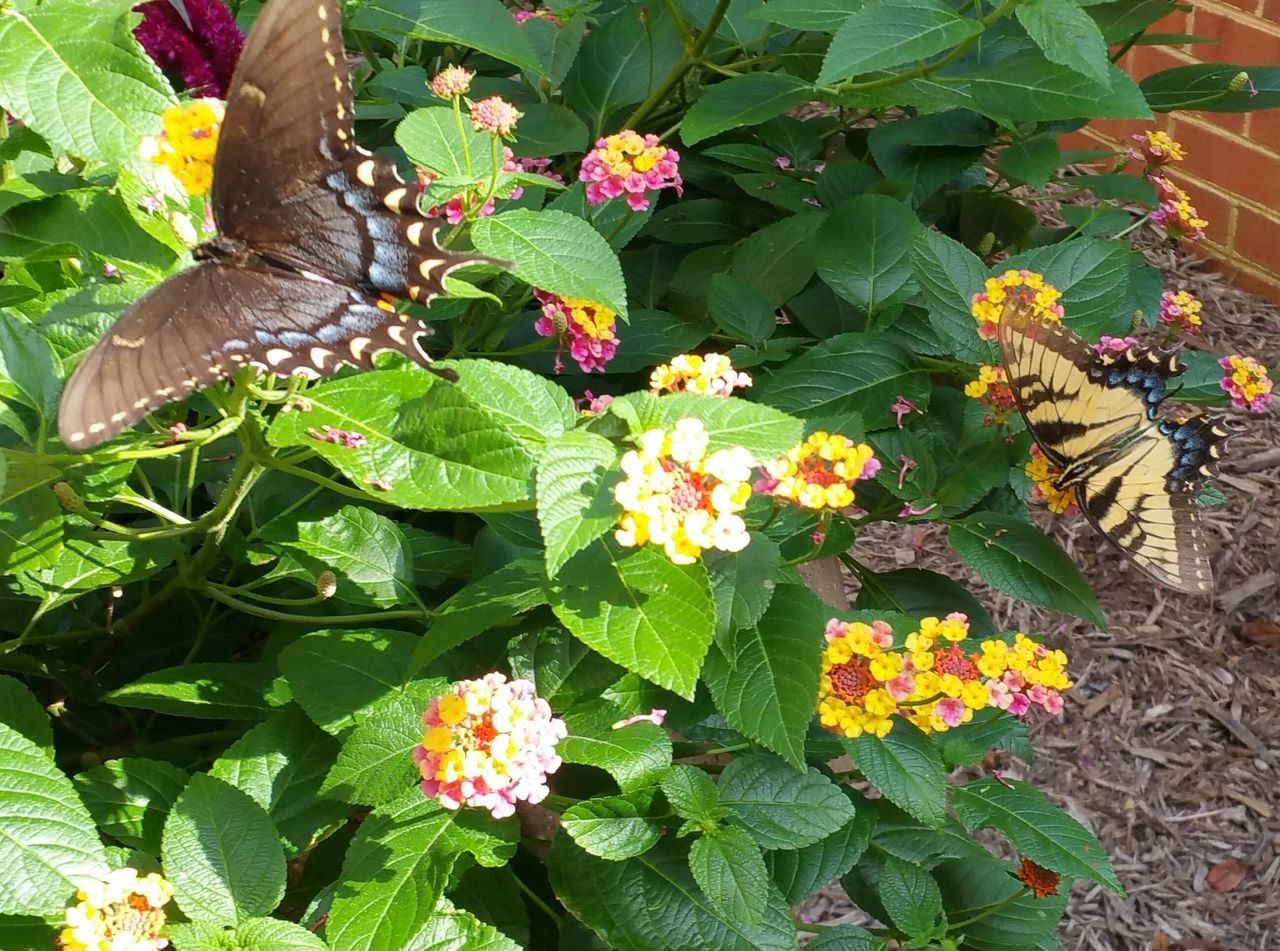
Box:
800, 245, 1280, 950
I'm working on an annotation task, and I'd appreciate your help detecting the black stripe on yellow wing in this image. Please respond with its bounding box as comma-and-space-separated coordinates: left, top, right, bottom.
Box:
1077, 427, 1214, 594
997, 299, 1149, 468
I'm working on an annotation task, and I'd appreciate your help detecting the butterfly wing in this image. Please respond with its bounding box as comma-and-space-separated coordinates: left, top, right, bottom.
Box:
58, 263, 435, 448
1076, 427, 1217, 594
213, 0, 482, 302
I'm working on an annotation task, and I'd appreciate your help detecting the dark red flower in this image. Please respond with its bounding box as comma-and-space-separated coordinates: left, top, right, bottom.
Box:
134, 0, 244, 98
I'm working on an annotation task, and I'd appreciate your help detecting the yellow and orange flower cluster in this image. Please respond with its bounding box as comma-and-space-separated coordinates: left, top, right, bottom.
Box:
970, 270, 1064, 340
757, 432, 880, 511
650, 352, 752, 396
145, 99, 223, 196
1219, 353, 1273, 413
817, 615, 1072, 739
58, 867, 174, 951
1149, 175, 1208, 241
964, 364, 1017, 424
614, 418, 755, 564
1025, 444, 1078, 515
1159, 289, 1203, 336
1128, 130, 1185, 166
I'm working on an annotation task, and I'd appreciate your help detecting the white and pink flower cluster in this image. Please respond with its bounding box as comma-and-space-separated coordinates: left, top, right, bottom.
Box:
580, 130, 682, 211
413, 673, 566, 819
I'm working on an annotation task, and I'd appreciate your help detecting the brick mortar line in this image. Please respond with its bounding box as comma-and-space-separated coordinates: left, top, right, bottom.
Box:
1175, 112, 1280, 162
1190, 1, 1280, 37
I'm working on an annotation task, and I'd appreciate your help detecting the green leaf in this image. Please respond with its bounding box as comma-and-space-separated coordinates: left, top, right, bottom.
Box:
322, 694, 422, 807
0, 915, 57, 951
403, 899, 523, 951
0, 0, 174, 169
265, 368, 535, 512
933, 855, 1066, 948
236, 917, 331, 950
947, 512, 1105, 627
708, 273, 778, 346
473, 209, 627, 319
410, 560, 548, 672
105, 663, 288, 720
603, 309, 710, 372
729, 211, 826, 309
754, 332, 930, 430
1172, 349, 1231, 405
967, 54, 1153, 122
910, 228, 991, 363
997, 133, 1063, 189
705, 532, 780, 646
702, 584, 826, 768
0, 312, 61, 422
849, 721, 946, 828
1140, 63, 1280, 113
0, 723, 108, 917
261, 505, 416, 608
878, 855, 944, 938
768, 806, 873, 903
805, 926, 878, 950
397, 106, 495, 179
560, 699, 673, 792
718, 754, 855, 850
162, 774, 286, 925
537, 431, 621, 578
0, 468, 60, 574
682, 72, 815, 145
1004, 238, 1134, 338
952, 777, 1122, 891
562, 791, 662, 860
551, 542, 715, 699
0, 675, 52, 755
561, 8, 685, 134
659, 764, 722, 821
351, 0, 541, 74
630, 393, 803, 461
748, 0, 862, 32
278, 628, 419, 735
817, 0, 984, 85
14, 535, 181, 612
327, 790, 517, 951
689, 827, 769, 926
443, 358, 576, 447
816, 195, 918, 318
1016, 0, 1111, 86
73, 758, 189, 854
209, 707, 346, 856
853, 567, 996, 635
550, 835, 797, 951
645, 199, 745, 245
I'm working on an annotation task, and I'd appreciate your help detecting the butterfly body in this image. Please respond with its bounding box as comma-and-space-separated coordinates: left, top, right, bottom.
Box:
998, 300, 1227, 594
58, 0, 490, 449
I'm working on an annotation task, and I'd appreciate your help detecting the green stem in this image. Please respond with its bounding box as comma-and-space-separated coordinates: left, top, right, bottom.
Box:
947, 886, 1031, 929
623, 0, 734, 129
512, 874, 564, 928
1113, 211, 1154, 240
454, 95, 473, 179
268, 460, 384, 503
5, 415, 243, 467
207, 582, 324, 608
200, 585, 429, 625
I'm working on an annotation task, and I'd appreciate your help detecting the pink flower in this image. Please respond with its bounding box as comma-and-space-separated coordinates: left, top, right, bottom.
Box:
890, 395, 917, 428
1218, 354, 1272, 413
133, 0, 244, 98
1159, 289, 1202, 335
102, 262, 121, 279
774, 156, 792, 170
611, 709, 667, 729
308, 425, 366, 448
575, 390, 614, 414
1094, 335, 1138, 354
533, 289, 618, 373
860, 456, 882, 480
935, 697, 968, 727
140, 195, 163, 214
470, 96, 522, 136
580, 130, 682, 212
413, 673, 566, 819
429, 65, 474, 99
899, 501, 936, 517
512, 6, 563, 25
870, 619, 894, 649
897, 455, 917, 489
886, 672, 917, 701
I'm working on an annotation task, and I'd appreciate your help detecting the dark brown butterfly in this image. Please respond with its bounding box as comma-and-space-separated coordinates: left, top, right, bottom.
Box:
58, 0, 490, 449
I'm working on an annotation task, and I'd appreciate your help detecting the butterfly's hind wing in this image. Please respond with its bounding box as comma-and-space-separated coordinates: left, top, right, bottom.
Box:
213, 0, 489, 302
58, 263, 434, 448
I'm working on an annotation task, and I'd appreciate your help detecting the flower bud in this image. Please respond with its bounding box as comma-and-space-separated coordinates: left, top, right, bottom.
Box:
316, 570, 337, 599
52, 481, 84, 512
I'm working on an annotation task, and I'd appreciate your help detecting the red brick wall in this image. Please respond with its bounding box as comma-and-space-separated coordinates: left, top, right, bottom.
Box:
1060, 3, 1280, 302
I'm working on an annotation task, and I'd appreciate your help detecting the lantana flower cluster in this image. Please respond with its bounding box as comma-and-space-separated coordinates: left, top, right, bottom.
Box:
580, 130, 682, 211
413, 673, 566, 819
1219, 354, 1273, 413
1159, 289, 1203, 335
1094, 334, 1139, 354
756, 432, 879, 511
816, 615, 1072, 739
144, 99, 224, 196
614, 418, 754, 564
970, 270, 1064, 340
1128, 129, 1185, 167
424, 146, 532, 225
470, 96, 522, 137
533, 289, 619, 373
650, 353, 752, 396
429, 64, 474, 99
1149, 174, 1208, 241
58, 867, 175, 951
964, 364, 1017, 424
512, 5, 562, 25
1025, 444, 1079, 516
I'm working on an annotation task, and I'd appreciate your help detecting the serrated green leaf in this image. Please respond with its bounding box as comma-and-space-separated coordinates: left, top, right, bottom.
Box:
0, 1, 174, 169
537, 431, 621, 578
682, 72, 815, 145
933, 855, 1067, 948
162, 774, 286, 925
947, 512, 1104, 627
322, 694, 422, 806
472, 210, 627, 319
952, 777, 1121, 891
878, 855, 944, 937
816, 194, 918, 318
967, 54, 1152, 122
689, 827, 769, 926
14, 535, 182, 612
849, 721, 946, 828
403, 899, 523, 951
209, 707, 345, 856
0, 312, 62, 422
551, 542, 715, 699
0, 723, 108, 917
910, 228, 991, 363
659, 764, 722, 821
0, 674, 52, 755
1140, 63, 1280, 113
73, 758, 189, 854
718, 754, 855, 850
702, 584, 826, 768
817, 0, 983, 85
396, 106, 495, 180
562, 791, 662, 860
729, 211, 826, 310
560, 699, 673, 792
441, 358, 576, 448
708, 273, 777, 346
768, 805, 873, 904
105, 663, 288, 720
234, 917, 331, 950
706, 532, 780, 647
1016, 0, 1111, 86
748, 0, 862, 32
351, 0, 541, 74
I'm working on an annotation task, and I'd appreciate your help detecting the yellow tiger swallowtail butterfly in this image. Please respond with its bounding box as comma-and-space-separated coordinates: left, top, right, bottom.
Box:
998, 298, 1228, 595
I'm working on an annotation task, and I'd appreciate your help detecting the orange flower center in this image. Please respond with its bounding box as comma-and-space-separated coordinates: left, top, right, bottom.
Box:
828, 659, 875, 704
934, 644, 980, 680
